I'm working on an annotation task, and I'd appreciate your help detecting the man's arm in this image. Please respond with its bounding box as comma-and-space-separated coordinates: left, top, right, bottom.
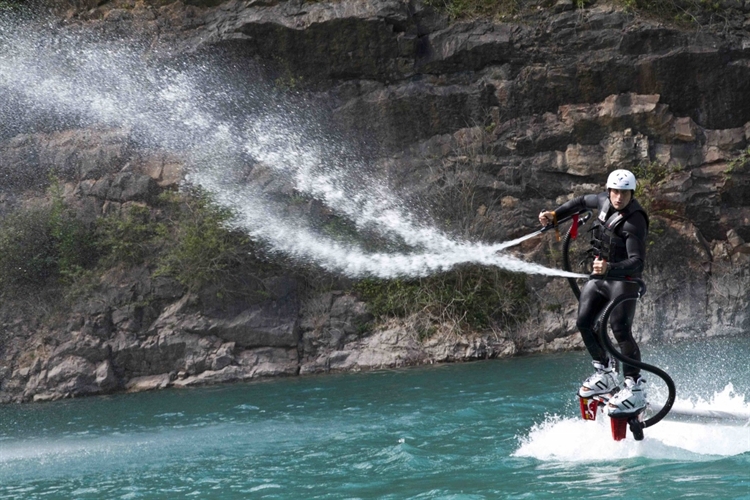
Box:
539, 194, 600, 226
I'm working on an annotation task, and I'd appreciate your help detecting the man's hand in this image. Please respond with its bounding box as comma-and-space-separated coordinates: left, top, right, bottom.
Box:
592, 257, 608, 276
538, 211, 555, 226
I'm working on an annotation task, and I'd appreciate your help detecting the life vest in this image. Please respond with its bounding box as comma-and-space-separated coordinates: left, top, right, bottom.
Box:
590, 194, 649, 263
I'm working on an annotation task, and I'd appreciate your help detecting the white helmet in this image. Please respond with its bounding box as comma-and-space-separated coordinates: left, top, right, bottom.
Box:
606, 169, 636, 191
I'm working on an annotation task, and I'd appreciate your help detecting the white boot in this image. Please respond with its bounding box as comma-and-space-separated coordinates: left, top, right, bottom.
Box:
578, 360, 618, 398
606, 376, 647, 416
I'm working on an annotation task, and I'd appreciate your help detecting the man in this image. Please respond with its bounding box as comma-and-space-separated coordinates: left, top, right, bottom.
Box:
538, 169, 649, 414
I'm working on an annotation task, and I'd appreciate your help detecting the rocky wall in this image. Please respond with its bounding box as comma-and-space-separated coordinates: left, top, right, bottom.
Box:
1, 0, 749, 402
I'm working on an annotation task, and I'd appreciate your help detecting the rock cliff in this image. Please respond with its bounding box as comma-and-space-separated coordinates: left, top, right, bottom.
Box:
1, 0, 749, 402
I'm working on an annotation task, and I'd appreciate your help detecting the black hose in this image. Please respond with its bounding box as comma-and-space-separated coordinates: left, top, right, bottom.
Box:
560, 211, 592, 301
560, 212, 676, 431
596, 289, 676, 429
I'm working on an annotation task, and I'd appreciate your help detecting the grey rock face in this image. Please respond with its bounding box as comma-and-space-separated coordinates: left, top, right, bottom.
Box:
1, 0, 749, 402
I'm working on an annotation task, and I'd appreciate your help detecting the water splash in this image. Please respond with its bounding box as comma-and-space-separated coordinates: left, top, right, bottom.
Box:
664, 383, 750, 422
514, 383, 750, 461
0, 15, 586, 279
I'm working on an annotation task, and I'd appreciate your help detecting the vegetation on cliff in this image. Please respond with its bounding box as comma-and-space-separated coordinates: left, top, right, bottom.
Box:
0, 179, 94, 292
425, 0, 748, 32
0, 0, 23, 10
355, 266, 528, 337
0, 178, 531, 337
0, 182, 266, 301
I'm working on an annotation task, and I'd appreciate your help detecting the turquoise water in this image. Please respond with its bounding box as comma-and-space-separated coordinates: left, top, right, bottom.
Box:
1, 336, 749, 499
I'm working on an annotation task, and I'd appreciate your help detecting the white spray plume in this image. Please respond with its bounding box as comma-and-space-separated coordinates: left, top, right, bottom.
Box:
0, 17, 586, 280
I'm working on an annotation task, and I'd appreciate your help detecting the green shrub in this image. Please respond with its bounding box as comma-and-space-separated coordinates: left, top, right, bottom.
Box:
354, 265, 528, 333
94, 188, 263, 291
48, 183, 98, 282
0, 180, 268, 298
632, 161, 677, 189
725, 147, 750, 177
0, 185, 96, 291
423, 0, 738, 25
631, 160, 682, 213
612, 0, 738, 26
0, 1, 25, 11
155, 189, 255, 291
95, 204, 159, 266
0, 205, 58, 289
424, 0, 521, 20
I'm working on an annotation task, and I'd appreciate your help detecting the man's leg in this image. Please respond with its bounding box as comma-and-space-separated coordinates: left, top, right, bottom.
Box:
605, 282, 647, 415
608, 281, 641, 379
576, 280, 610, 364
576, 280, 619, 400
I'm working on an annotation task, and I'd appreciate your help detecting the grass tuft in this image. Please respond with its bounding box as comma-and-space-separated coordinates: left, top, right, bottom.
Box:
354, 265, 528, 335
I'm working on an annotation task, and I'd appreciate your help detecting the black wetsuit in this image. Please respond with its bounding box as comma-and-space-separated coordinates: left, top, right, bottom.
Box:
553, 192, 649, 379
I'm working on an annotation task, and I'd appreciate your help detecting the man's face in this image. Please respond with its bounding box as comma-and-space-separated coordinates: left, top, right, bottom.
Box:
609, 188, 633, 210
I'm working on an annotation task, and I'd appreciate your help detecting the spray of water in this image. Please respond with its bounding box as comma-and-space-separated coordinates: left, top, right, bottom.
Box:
514, 382, 750, 460
0, 15, 587, 279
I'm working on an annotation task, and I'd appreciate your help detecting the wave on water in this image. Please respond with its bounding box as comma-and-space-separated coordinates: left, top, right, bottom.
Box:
670, 382, 750, 419
0, 432, 164, 477
514, 384, 750, 462
0, 419, 302, 484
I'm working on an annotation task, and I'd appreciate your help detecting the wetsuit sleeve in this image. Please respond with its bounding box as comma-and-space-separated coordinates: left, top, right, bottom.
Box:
552, 194, 599, 220
606, 212, 648, 277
